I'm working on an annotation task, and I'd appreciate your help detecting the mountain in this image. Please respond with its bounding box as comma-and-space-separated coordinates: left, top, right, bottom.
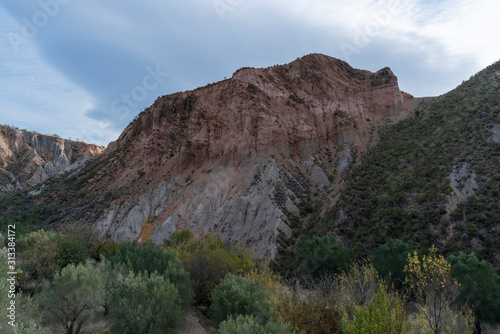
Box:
0, 54, 414, 258
0, 125, 104, 194
294, 59, 500, 269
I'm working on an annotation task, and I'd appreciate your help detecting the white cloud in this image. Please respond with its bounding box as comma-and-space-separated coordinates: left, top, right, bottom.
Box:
0, 8, 115, 146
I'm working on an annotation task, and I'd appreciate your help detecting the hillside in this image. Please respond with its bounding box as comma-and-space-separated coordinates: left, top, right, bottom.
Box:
288, 60, 500, 270
0, 125, 104, 194
0, 54, 414, 257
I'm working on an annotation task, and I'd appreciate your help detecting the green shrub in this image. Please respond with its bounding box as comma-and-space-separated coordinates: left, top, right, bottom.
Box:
298, 235, 352, 277
372, 239, 414, 286
218, 315, 292, 334
37, 260, 107, 334
448, 252, 500, 324
175, 233, 253, 307
211, 274, 271, 326
341, 281, 410, 334
54, 234, 89, 267
107, 271, 183, 334
109, 241, 192, 307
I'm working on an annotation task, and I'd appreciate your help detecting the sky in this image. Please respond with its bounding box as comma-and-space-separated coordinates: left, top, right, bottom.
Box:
0, 0, 499, 146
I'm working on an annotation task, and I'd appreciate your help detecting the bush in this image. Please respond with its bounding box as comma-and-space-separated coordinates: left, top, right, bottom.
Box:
298, 235, 352, 277
54, 234, 89, 267
175, 233, 253, 307
404, 246, 475, 334
448, 252, 500, 324
109, 241, 192, 307
107, 271, 183, 334
246, 263, 342, 333
372, 239, 414, 286
37, 260, 107, 334
340, 281, 410, 334
218, 315, 292, 334
17, 230, 61, 293
211, 274, 271, 326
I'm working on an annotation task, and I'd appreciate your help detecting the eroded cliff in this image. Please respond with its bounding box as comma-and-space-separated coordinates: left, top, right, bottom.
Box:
84, 54, 414, 257
0, 125, 104, 194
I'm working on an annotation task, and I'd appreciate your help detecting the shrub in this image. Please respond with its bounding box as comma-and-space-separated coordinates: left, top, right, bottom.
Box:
246, 263, 342, 333
17, 230, 61, 293
37, 260, 107, 334
340, 281, 410, 334
298, 235, 352, 277
372, 239, 414, 286
109, 241, 192, 307
448, 252, 500, 324
175, 233, 253, 307
217, 315, 292, 334
211, 274, 271, 326
54, 234, 89, 267
404, 246, 475, 334
107, 271, 183, 334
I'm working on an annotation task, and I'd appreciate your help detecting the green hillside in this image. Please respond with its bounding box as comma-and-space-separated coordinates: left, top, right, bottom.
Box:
298, 60, 500, 267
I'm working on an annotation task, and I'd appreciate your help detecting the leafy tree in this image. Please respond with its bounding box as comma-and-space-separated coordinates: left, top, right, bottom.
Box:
54, 234, 89, 268
218, 315, 292, 334
109, 241, 192, 307
404, 246, 474, 334
175, 233, 253, 307
37, 260, 107, 334
57, 221, 104, 259
298, 235, 352, 277
107, 271, 183, 334
211, 274, 272, 326
372, 239, 414, 286
448, 252, 500, 324
17, 230, 61, 293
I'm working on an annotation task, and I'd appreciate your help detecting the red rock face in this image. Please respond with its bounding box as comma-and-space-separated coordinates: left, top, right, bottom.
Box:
93, 54, 413, 257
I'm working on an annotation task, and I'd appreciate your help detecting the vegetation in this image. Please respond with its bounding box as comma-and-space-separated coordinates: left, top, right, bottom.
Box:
447, 252, 500, 323
211, 274, 272, 326
300, 60, 500, 265
37, 260, 106, 334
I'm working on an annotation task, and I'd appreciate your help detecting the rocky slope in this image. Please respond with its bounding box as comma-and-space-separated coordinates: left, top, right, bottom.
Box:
61, 53, 411, 258
3, 54, 414, 258
303, 59, 500, 268
0, 125, 104, 194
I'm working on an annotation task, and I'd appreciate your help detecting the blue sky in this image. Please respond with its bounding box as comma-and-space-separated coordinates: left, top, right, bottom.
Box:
1, 0, 499, 146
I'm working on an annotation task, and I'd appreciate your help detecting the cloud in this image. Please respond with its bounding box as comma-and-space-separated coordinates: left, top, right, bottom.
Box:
0, 0, 498, 145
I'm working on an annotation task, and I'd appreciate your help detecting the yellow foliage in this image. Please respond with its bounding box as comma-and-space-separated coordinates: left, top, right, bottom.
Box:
139, 217, 153, 244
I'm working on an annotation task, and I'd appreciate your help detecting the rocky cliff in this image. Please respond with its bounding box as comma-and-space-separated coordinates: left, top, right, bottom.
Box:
0, 125, 104, 194
78, 54, 413, 257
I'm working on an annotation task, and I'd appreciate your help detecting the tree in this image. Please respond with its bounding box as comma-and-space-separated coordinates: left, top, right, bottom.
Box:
17, 230, 61, 293
298, 235, 352, 277
175, 233, 253, 307
54, 234, 89, 268
448, 252, 500, 324
211, 274, 272, 327
109, 241, 192, 307
372, 239, 414, 287
404, 246, 474, 334
37, 260, 107, 334
107, 271, 183, 334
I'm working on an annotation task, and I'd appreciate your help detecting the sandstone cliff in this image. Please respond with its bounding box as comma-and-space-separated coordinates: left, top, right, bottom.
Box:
83, 54, 413, 257
0, 125, 104, 194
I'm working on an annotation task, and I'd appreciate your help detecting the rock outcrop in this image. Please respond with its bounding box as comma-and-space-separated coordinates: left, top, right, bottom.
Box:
0, 125, 104, 194
82, 54, 414, 258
